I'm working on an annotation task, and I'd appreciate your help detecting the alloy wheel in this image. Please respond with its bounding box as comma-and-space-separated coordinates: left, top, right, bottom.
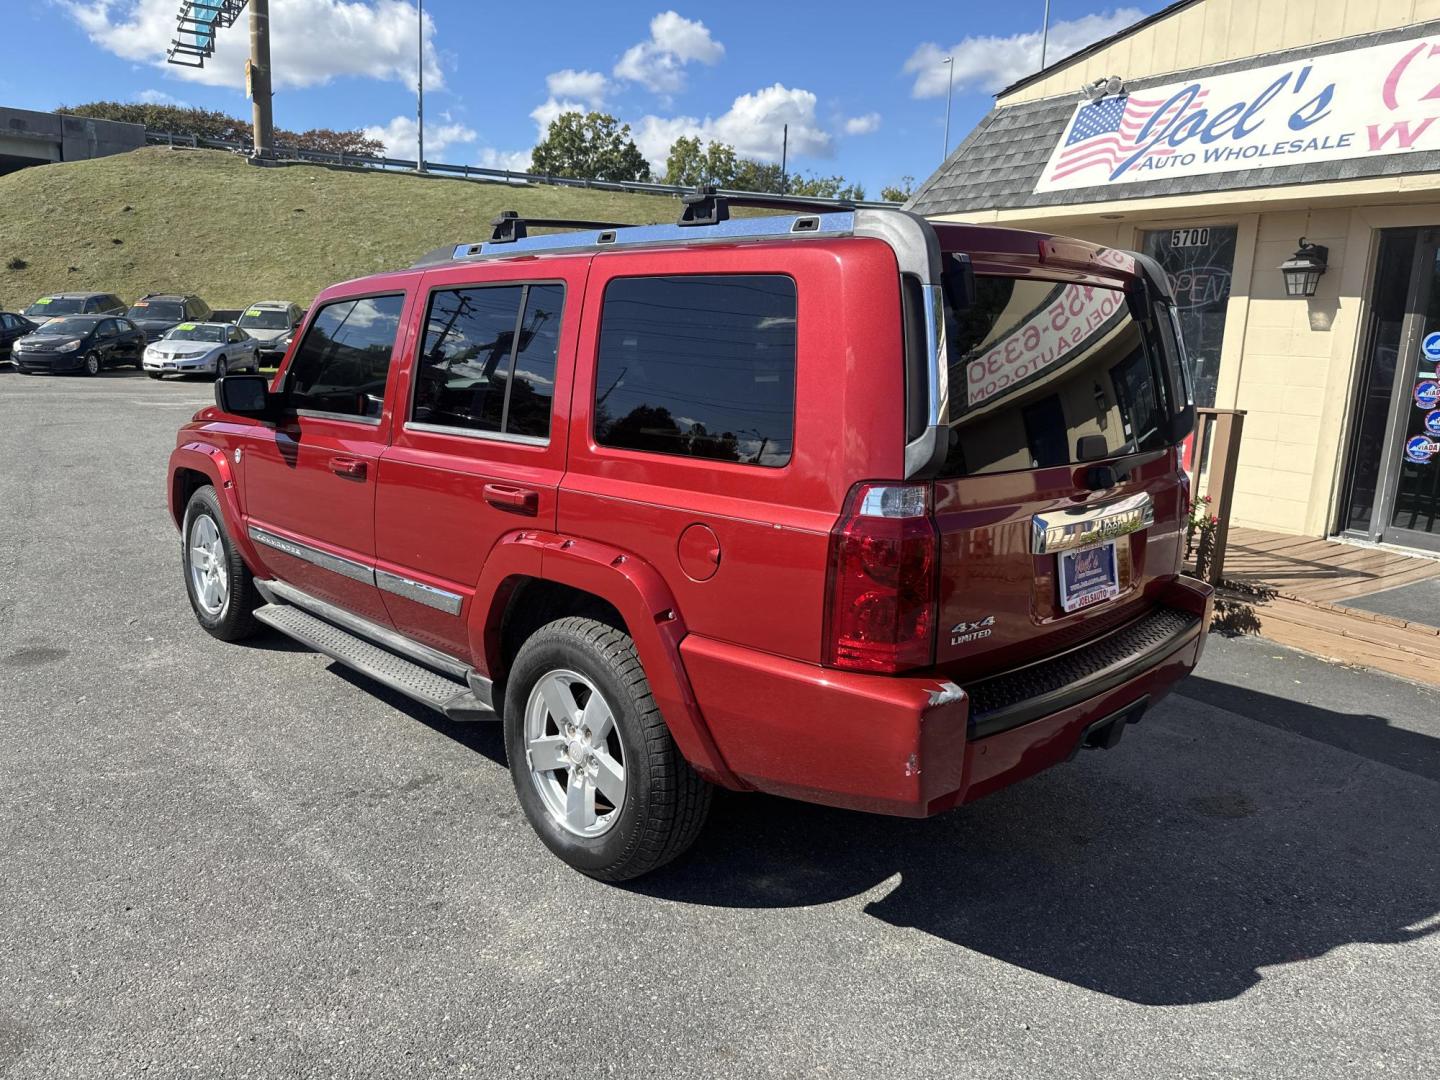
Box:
187, 513, 229, 616
524, 669, 627, 837
84, 354, 100, 376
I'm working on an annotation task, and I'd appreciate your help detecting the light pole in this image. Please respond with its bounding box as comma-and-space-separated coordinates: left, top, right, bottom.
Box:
416, 0, 425, 173
941, 55, 954, 161
1040, 0, 1052, 68
249, 0, 273, 158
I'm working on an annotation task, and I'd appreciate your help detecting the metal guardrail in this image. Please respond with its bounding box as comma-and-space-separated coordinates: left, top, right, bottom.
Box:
142, 130, 900, 207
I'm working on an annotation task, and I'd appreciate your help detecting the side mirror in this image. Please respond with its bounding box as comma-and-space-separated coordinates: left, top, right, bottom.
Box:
1076, 434, 1109, 462
215, 374, 278, 419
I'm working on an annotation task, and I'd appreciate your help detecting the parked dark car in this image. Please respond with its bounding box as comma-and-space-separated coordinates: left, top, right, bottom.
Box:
12, 315, 145, 375
126, 294, 213, 342
22, 292, 126, 326
0, 312, 39, 359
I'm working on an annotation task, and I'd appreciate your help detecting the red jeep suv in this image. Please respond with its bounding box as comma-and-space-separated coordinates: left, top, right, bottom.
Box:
168, 194, 1213, 880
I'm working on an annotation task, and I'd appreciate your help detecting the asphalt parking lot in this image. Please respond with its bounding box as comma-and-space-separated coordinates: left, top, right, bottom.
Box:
1, 370, 1437, 1079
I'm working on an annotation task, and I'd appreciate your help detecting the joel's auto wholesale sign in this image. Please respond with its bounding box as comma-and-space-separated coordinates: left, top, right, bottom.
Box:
1035, 32, 1440, 193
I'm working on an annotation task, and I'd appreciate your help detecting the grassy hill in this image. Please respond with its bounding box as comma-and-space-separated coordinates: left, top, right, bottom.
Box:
0, 147, 688, 311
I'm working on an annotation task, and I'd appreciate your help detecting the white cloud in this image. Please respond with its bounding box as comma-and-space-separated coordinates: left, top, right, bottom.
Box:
904, 8, 1143, 96
545, 69, 609, 108
843, 112, 881, 135
477, 147, 533, 173
363, 114, 475, 159
59, 0, 442, 91
613, 10, 724, 94
137, 88, 189, 107
631, 83, 831, 169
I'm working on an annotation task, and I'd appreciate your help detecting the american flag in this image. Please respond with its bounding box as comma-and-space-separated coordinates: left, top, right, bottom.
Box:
1049, 91, 1209, 182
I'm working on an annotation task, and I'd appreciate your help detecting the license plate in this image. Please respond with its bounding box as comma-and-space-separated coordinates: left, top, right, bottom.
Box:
1058, 541, 1120, 612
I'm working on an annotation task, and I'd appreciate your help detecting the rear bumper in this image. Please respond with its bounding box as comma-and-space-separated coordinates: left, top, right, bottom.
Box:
681, 575, 1213, 817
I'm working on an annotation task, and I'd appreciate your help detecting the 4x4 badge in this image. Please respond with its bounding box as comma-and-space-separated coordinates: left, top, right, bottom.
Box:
951, 615, 996, 646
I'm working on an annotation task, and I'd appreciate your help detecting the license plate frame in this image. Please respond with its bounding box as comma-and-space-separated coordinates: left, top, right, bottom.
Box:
1058, 540, 1120, 613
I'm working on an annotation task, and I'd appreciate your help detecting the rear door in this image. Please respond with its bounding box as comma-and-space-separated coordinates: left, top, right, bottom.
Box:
372, 260, 584, 659
240, 291, 411, 625
933, 271, 1189, 681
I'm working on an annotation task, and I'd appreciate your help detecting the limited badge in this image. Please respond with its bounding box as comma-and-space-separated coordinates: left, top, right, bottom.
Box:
1406, 435, 1440, 464
1417, 381, 1440, 409
950, 615, 996, 646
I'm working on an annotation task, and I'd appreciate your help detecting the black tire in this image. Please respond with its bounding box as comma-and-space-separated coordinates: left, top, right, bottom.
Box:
81, 352, 100, 376
147, 371, 162, 380
181, 485, 262, 642
504, 617, 712, 882
215, 356, 228, 379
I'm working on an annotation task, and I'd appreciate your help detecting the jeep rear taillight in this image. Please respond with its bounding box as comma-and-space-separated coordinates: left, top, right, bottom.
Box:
824, 482, 938, 674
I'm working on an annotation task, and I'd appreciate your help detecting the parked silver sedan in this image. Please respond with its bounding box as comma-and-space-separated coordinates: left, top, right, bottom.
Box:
143, 322, 261, 379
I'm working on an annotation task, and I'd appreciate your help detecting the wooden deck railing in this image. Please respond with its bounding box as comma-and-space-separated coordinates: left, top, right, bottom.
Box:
1188, 408, 1246, 586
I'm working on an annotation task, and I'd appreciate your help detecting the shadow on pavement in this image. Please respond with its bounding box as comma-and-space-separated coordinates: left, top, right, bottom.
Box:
628, 682, 1440, 1006
1178, 675, 1440, 783
329, 663, 507, 767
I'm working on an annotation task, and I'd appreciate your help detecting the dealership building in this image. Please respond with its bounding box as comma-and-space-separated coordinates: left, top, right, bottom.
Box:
911, 0, 1440, 552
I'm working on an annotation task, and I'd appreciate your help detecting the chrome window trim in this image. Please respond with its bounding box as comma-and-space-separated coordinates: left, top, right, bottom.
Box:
256, 577, 476, 684
1032, 492, 1156, 555
293, 409, 383, 426
375, 569, 464, 615
249, 526, 375, 584
403, 421, 548, 448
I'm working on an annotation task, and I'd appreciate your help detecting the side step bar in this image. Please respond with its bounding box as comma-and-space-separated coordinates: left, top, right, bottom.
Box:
252, 584, 496, 722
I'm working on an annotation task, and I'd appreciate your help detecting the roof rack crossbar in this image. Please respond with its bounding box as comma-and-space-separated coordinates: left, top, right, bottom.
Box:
678, 185, 856, 227
423, 208, 861, 267
489, 210, 637, 244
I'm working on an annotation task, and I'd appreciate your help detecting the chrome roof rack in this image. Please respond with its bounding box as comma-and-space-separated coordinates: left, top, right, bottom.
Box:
487, 210, 639, 244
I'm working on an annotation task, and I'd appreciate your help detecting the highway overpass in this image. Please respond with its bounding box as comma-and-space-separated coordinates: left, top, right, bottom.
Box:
0, 107, 145, 175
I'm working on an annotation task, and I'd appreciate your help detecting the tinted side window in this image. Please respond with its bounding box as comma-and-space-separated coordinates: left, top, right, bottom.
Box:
413, 283, 563, 440
288, 295, 404, 419
593, 275, 796, 467
507, 284, 563, 439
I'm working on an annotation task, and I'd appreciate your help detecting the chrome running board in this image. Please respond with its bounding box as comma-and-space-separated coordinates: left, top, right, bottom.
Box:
253, 580, 495, 720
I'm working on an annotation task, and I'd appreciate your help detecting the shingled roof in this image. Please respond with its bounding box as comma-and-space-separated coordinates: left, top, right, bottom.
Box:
910, 19, 1440, 218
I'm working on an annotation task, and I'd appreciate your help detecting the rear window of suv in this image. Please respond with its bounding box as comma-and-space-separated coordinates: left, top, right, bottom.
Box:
943, 275, 1172, 476
593, 274, 796, 467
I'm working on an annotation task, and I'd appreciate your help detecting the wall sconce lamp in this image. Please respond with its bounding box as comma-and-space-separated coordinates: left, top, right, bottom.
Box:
1280, 238, 1329, 297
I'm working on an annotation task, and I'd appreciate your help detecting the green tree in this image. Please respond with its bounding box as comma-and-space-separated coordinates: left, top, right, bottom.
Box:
786, 172, 866, 201
58, 101, 383, 155
730, 158, 787, 193
880, 175, 915, 203
663, 136, 739, 187
531, 111, 651, 182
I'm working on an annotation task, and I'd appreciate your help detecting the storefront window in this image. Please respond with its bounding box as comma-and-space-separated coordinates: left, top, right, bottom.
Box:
1140, 226, 1237, 409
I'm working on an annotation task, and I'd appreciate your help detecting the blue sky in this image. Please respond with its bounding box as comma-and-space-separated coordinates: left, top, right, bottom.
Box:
4, 1, 1166, 195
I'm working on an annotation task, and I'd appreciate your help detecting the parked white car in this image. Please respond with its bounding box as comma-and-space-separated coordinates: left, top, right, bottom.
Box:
143, 322, 261, 379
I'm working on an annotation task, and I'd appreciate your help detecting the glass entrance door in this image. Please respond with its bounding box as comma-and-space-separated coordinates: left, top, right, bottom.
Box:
1343, 229, 1440, 551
